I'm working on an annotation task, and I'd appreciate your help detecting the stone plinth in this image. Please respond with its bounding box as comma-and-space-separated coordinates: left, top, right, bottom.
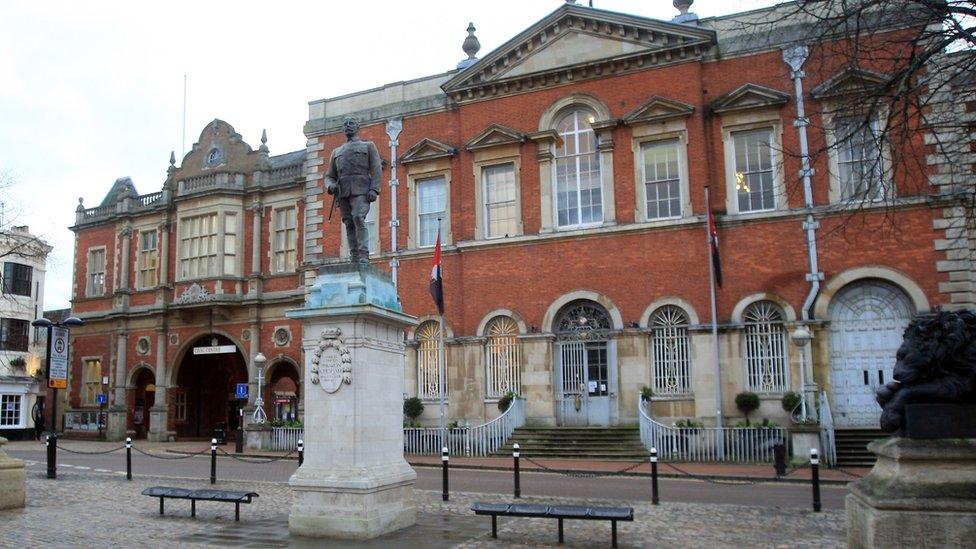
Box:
245, 425, 272, 451
106, 407, 127, 441
847, 437, 976, 548
286, 264, 418, 540
148, 407, 175, 442
0, 437, 25, 510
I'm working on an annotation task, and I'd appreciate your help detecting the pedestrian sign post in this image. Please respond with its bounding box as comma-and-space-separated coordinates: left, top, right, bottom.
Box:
48, 327, 69, 389
236, 383, 249, 401
96, 394, 107, 405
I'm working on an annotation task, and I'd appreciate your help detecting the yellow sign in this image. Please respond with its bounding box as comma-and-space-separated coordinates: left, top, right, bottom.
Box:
48, 379, 67, 389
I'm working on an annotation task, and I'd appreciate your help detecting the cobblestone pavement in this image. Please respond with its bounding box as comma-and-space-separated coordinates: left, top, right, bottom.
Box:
0, 470, 845, 548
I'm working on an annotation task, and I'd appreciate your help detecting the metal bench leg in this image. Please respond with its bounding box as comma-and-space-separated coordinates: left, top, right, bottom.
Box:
611, 520, 617, 548
235, 502, 240, 522
159, 497, 164, 515
491, 515, 497, 538
558, 518, 564, 544
191, 500, 196, 518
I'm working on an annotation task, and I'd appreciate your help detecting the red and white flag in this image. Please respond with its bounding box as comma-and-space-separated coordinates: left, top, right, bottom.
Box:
706, 188, 723, 289
429, 231, 444, 315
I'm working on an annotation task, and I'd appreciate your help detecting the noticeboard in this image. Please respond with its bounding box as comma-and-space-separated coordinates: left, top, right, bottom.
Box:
48, 326, 69, 389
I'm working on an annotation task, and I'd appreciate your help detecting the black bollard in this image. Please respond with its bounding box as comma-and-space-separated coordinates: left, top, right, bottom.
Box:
442, 446, 449, 501
810, 448, 821, 512
773, 442, 787, 477
46, 433, 57, 479
513, 443, 521, 499
235, 424, 243, 454
298, 439, 304, 467
125, 437, 132, 480
650, 447, 659, 505
210, 438, 217, 485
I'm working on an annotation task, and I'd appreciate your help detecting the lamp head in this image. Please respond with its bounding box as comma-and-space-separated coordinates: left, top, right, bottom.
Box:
31, 318, 53, 328
63, 316, 85, 327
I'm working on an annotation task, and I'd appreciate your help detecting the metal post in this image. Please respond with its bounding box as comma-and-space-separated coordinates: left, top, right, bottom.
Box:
45, 434, 57, 479
210, 438, 217, 485
811, 448, 822, 512
98, 401, 105, 440
513, 443, 521, 498
650, 447, 659, 505
441, 446, 449, 501
298, 439, 304, 466
235, 407, 243, 454
125, 437, 132, 480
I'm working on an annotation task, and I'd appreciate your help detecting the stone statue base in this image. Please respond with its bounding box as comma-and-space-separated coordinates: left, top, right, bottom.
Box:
286, 264, 418, 540
106, 407, 128, 441
0, 437, 25, 510
847, 437, 976, 548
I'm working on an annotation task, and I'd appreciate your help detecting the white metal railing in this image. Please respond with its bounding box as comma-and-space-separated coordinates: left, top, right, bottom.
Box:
404, 397, 525, 456
270, 427, 303, 451
818, 391, 837, 467
639, 397, 787, 462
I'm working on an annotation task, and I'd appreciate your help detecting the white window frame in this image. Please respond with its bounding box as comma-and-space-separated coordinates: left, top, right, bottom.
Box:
638, 136, 687, 221
553, 108, 603, 229
174, 390, 187, 422
481, 162, 520, 239
484, 316, 521, 398
176, 208, 242, 281
82, 358, 102, 406
86, 247, 107, 297
825, 112, 892, 204
0, 394, 22, 427
721, 114, 785, 216
649, 306, 692, 396
415, 175, 447, 249
743, 301, 790, 393
416, 321, 443, 401
272, 206, 298, 273
137, 229, 158, 289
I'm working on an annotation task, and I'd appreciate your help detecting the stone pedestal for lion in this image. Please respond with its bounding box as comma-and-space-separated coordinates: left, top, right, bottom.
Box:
0, 437, 26, 510
847, 408, 976, 548
286, 264, 418, 540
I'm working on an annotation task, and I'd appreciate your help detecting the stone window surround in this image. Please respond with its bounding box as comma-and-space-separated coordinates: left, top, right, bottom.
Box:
472, 145, 524, 240
270, 204, 299, 274
720, 109, 786, 215
406, 158, 453, 249
821, 106, 894, 205
630, 119, 693, 221
535, 94, 616, 234
85, 246, 107, 298
175, 204, 243, 281
80, 355, 103, 407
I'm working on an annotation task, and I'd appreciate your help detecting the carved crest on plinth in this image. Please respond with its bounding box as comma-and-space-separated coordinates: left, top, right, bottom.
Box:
310, 327, 352, 393
174, 282, 216, 304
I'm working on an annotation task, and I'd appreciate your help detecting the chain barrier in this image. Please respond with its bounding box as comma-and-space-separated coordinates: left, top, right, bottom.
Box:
522, 456, 646, 478
216, 447, 297, 464
132, 446, 211, 460
56, 444, 125, 455
660, 461, 776, 486
832, 466, 865, 479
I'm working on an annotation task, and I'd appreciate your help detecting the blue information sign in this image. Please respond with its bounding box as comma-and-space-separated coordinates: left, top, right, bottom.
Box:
96, 393, 108, 405
235, 383, 249, 400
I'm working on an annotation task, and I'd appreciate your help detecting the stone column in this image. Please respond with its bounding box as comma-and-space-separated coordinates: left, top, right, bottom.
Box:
158, 221, 170, 285
592, 120, 617, 225
251, 200, 262, 275
106, 331, 128, 441
148, 328, 170, 442
119, 225, 131, 290
287, 264, 418, 539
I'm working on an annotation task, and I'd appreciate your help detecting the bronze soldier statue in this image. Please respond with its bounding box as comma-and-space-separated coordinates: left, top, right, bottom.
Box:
325, 117, 382, 264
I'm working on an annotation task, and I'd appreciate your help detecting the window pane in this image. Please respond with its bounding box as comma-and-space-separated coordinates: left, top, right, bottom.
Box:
483, 163, 517, 238
417, 177, 445, 247
554, 110, 602, 227
642, 139, 682, 219
733, 129, 775, 212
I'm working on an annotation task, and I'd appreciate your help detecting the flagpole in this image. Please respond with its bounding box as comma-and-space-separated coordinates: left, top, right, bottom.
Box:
437, 218, 447, 454
705, 187, 725, 458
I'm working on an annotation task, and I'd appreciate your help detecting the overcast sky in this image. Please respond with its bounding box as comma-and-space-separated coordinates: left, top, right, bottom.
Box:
0, 0, 776, 310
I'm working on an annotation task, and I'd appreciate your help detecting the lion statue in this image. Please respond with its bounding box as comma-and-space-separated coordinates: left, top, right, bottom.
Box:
875, 309, 976, 433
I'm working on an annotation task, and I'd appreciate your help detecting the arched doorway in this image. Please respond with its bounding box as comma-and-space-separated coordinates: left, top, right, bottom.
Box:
268, 360, 300, 422
132, 368, 156, 439
173, 334, 248, 439
553, 300, 617, 426
827, 280, 914, 428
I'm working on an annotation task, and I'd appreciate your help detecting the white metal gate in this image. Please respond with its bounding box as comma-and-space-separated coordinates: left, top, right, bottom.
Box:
553, 301, 618, 426
827, 281, 913, 427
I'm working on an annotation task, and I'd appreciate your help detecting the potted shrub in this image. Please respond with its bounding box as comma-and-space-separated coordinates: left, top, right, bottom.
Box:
497, 391, 517, 413
735, 392, 760, 426
403, 397, 424, 427
9, 357, 26, 370
781, 392, 802, 417
640, 385, 654, 402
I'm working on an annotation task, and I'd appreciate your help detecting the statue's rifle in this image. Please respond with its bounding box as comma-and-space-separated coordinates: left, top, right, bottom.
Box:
327, 187, 337, 223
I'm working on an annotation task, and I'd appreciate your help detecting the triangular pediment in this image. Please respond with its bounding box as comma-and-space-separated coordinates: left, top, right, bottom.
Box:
400, 138, 457, 165
442, 4, 715, 102
810, 67, 890, 100
465, 124, 525, 151
623, 96, 695, 125
711, 83, 790, 114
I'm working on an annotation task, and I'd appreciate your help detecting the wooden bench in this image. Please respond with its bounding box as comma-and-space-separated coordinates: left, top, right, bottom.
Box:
142, 487, 259, 521
471, 502, 634, 547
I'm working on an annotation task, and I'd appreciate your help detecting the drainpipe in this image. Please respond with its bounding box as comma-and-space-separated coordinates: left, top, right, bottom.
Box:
783, 46, 824, 420
386, 119, 403, 288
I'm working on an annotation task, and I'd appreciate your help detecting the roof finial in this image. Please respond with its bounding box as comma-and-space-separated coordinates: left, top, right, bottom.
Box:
76, 197, 85, 212
458, 22, 481, 70
672, 0, 698, 24
169, 150, 176, 167
259, 129, 269, 153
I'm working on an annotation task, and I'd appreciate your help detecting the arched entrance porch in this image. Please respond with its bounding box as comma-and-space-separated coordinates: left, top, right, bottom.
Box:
172, 334, 248, 439
266, 359, 301, 422
131, 367, 156, 439
553, 300, 618, 426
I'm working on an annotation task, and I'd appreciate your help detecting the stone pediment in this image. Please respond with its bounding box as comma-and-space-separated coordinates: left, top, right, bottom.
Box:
464, 124, 525, 151
810, 67, 890, 100
623, 96, 695, 125
442, 4, 715, 103
711, 83, 790, 114
400, 138, 457, 165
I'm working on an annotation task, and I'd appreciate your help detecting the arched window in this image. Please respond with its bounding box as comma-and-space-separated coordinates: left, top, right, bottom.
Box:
743, 301, 789, 392
650, 306, 691, 395
416, 321, 443, 400
484, 316, 520, 398
554, 109, 602, 228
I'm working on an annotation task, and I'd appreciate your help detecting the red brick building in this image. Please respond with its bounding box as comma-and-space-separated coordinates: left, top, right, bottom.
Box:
68, 1, 974, 441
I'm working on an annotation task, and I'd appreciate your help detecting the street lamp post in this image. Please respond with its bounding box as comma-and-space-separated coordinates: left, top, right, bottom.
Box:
31, 316, 85, 438
790, 325, 813, 422
252, 352, 267, 425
